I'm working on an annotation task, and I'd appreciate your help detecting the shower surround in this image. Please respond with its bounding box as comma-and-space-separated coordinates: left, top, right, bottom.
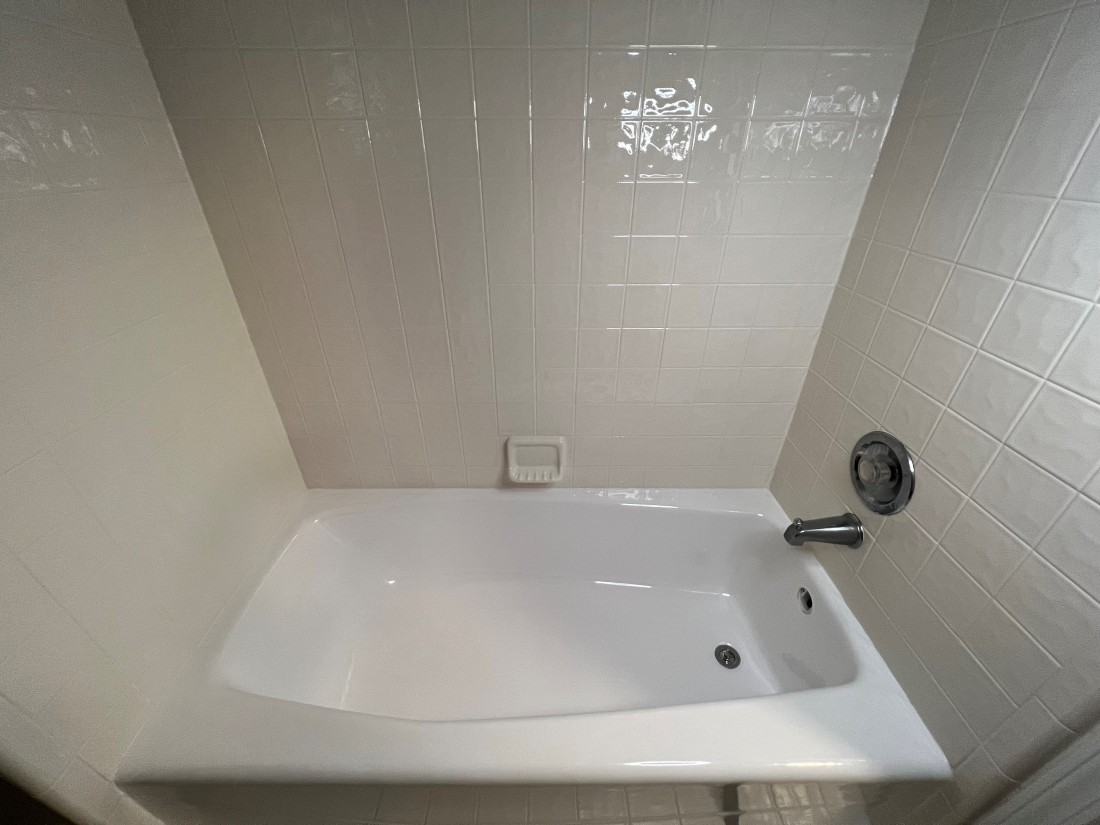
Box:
130, 0, 925, 487
773, 0, 1100, 821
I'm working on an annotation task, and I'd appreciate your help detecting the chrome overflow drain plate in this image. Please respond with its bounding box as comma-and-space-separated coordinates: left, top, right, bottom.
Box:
798, 587, 813, 614
714, 644, 741, 669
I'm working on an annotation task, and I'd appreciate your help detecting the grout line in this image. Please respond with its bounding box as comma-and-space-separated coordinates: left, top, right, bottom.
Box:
231, 28, 356, 486
527, 0, 538, 437
468, 1, 502, 470
346, 4, 435, 487
567, 0, 596, 478
607, 1, 654, 424
403, 3, 473, 485
296, 44, 395, 484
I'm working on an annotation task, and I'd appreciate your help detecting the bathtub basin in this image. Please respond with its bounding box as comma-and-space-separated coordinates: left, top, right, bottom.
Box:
119, 488, 949, 784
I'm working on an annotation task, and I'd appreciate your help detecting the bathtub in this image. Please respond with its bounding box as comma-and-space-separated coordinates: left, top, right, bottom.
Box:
118, 488, 949, 786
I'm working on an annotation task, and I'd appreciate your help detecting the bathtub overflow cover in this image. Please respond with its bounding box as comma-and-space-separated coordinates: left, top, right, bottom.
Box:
798, 587, 813, 614
714, 644, 741, 669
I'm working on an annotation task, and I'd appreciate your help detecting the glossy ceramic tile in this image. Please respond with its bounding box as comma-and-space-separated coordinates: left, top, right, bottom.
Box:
133, 0, 922, 489
0, 3, 304, 824
121, 780, 907, 825
771, 1, 1100, 823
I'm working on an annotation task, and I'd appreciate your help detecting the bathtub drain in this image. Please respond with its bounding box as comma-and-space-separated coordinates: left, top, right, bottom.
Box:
714, 644, 741, 669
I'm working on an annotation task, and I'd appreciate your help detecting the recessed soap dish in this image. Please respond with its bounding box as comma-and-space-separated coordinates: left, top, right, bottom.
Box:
506, 436, 566, 484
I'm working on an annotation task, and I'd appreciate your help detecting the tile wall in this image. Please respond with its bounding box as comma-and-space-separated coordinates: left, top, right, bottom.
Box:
128, 780, 884, 825
129, 0, 926, 487
771, 0, 1100, 822
0, 1, 305, 822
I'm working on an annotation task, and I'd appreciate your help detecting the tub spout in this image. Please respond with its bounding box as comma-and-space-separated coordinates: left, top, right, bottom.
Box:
783, 513, 863, 548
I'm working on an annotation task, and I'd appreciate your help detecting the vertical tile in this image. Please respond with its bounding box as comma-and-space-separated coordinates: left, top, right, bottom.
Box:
349, 0, 411, 44
409, 0, 471, 46
286, 0, 352, 46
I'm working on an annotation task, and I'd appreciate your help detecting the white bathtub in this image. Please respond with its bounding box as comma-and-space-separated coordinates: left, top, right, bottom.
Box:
119, 488, 949, 785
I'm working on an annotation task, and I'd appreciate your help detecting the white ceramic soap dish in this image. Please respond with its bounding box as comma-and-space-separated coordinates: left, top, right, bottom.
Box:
506, 436, 566, 484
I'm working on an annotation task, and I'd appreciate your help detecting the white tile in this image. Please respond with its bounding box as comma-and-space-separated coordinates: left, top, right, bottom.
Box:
974, 448, 1075, 544
962, 600, 1059, 706
408, 0, 469, 46
577, 786, 627, 820
472, 787, 526, 824
632, 182, 686, 234
854, 242, 905, 304
1037, 495, 1100, 603
969, 13, 1064, 114
473, 49, 530, 117
867, 310, 922, 375
619, 328, 663, 368
904, 329, 973, 403
51, 759, 119, 824
226, 0, 294, 45
911, 184, 985, 260
531, 50, 587, 118
424, 119, 479, 180
985, 699, 1073, 781
627, 237, 677, 284
1018, 201, 1100, 300
416, 50, 475, 118
915, 549, 988, 637
427, 787, 479, 825
184, 49, 253, 117
930, 266, 1010, 345
951, 351, 1041, 439
941, 502, 1030, 593
530, 0, 589, 46
996, 102, 1098, 198
478, 131, 530, 203
923, 410, 999, 492
877, 511, 936, 581
700, 51, 760, 119
349, 0, 411, 45
1030, 3, 1100, 110
241, 50, 309, 118
0, 389, 41, 474
888, 253, 951, 322
702, 328, 750, 368
356, 49, 416, 118
589, 0, 647, 45
667, 285, 717, 327
378, 786, 431, 824
587, 50, 645, 119
765, 0, 828, 46
1000, 551, 1100, 661
299, 49, 365, 117
623, 284, 670, 326
882, 381, 942, 454
958, 193, 1053, 278
626, 785, 678, 818
708, 0, 771, 46
528, 787, 578, 823
1052, 308, 1100, 406
1009, 384, 1100, 487
919, 31, 994, 116
579, 284, 625, 326
1066, 124, 1100, 203
906, 464, 965, 540
984, 284, 1090, 375
662, 328, 709, 367
287, 0, 352, 46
